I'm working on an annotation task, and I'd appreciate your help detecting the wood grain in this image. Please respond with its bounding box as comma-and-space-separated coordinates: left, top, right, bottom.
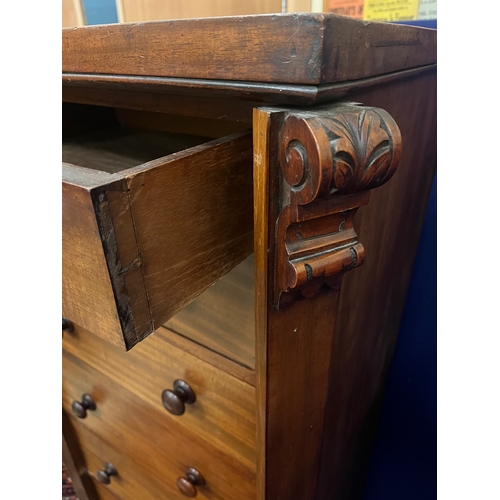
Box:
62, 351, 256, 499
265, 287, 344, 499
157, 326, 256, 386
62, 14, 436, 85
165, 256, 255, 369
91, 478, 122, 500
123, 131, 254, 344
62, 66, 436, 129
316, 69, 437, 500
62, 65, 436, 107
62, 131, 254, 349
66, 418, 188, 500
253, 96, 407, 499
60, 16, 437, 499
62, 15, 324, 84
321, 14, 436, 84
254, 106, 372, 499
62, 324, 257, 468
62, 173, 127, 349
113, 108, 249, 139
62, 85, 259, 123
120, 0, 282, 22
252, 107, 272, 499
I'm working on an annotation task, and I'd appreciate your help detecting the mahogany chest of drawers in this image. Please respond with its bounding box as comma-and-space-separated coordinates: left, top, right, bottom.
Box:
62, 13, 437, 500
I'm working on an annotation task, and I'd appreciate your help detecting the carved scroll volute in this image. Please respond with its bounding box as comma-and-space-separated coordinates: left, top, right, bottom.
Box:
274, 103, 402, 307
279, 116, 334, 207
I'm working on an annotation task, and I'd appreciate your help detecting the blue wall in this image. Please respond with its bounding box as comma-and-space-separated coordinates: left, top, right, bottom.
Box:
81, 0, 118, 25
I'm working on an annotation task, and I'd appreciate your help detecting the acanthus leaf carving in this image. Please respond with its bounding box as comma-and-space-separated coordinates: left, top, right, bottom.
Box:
274, 102, 402, 308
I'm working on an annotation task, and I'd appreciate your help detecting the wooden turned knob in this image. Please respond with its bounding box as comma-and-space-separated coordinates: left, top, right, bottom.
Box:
176, 467, 205, 497
96, 463, 117, 485
62, 317, 74, 333
161, 380, 196, 416
71, 394, 96, 419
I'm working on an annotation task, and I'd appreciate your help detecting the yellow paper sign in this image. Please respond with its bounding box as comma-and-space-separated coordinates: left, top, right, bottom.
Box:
363, 0, 419, 22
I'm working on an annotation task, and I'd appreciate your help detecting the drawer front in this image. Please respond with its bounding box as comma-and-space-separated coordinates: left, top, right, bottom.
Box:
65, 415, 184, 500
92, 479, 121, 500
63, 324, 256, 468
62, 128, 253, 350
62, 350, 256, 500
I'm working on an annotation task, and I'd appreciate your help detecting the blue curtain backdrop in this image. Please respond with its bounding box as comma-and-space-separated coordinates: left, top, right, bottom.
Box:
362, 176, 437, 498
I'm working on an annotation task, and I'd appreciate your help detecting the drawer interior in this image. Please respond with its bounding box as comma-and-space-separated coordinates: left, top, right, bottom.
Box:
62, 102, 248, 173
164, 255, 255, 370
62, 127, 210, 173
62, 102, 254, 350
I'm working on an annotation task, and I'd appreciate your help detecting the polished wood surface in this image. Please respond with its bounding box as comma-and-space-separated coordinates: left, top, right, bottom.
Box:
61, 15, 437, 500
92, 478, 122, 500
253, 102, 401, 499
121, 132, 253, 347
165, 256, 255, 369
66, 416, 193, 499
62, 85, 259, 123
62, 14, 436, 85
62, 173, 127, 348
62, 66, 435, 127
62, 351, 256, 499
62, 129, 253, 349
62, 65, 435, 108
272, 103, 401, 306
252, 107, 272, 500
63, 324, 256, 468
113, 108, 249, 139
158, 326, 256, 386
316, 69, 437, 500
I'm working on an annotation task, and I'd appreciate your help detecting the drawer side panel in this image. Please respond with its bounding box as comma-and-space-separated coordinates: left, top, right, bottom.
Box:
123, 132, 254, 335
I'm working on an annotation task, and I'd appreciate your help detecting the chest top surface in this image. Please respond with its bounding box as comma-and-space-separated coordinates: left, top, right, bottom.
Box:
62, 13, 436, 96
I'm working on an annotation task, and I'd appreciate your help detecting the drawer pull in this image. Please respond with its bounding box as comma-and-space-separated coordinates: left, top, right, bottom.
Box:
177, 467, 205, 498
161, 379, 196, 416
62, 317, 74, 333
96, 463, 118, 485
71, 394, 96, 419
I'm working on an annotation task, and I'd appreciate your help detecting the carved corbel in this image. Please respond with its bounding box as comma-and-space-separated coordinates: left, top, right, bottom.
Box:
274, 103, 402, 307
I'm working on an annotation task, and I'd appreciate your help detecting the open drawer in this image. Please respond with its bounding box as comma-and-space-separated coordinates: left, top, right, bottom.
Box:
62, 105, 253, 350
